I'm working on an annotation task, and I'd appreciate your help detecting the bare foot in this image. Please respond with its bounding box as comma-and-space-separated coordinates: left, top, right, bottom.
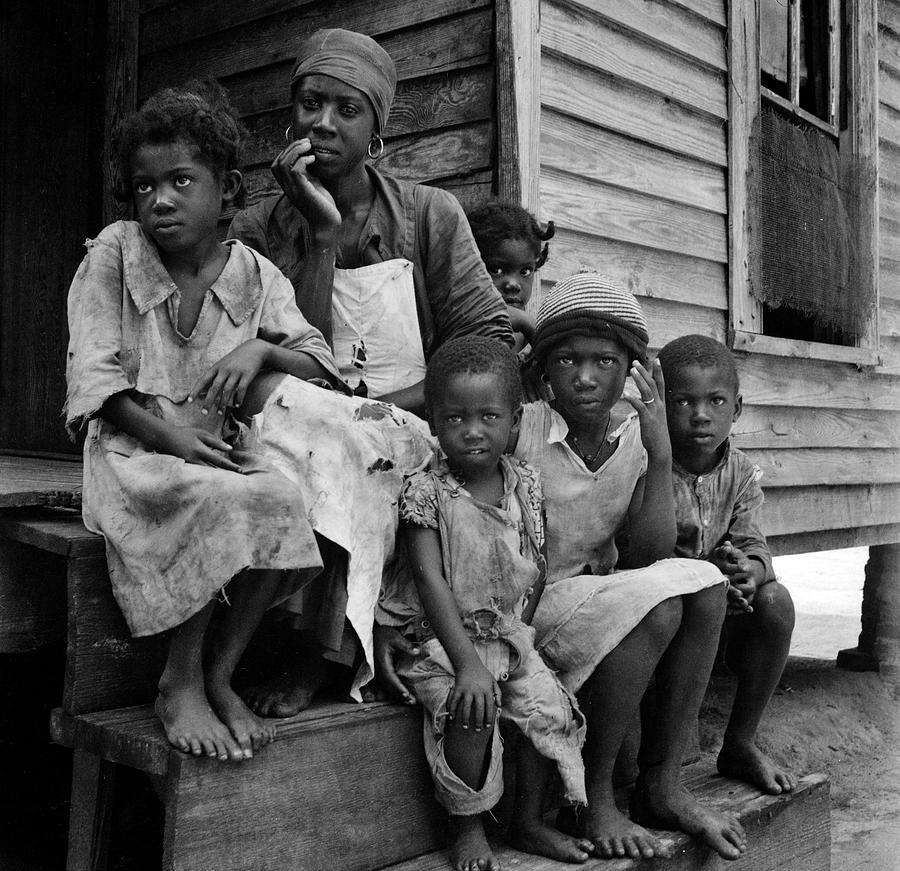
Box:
449, 815, 501, 871
154, 685, 244, 761
583, 803, 671, 860
243, 656, 326, 718
631, 776, 747, 860
718, 740, 797, 795
207, 678, 277, 759
508, 817, 593, 864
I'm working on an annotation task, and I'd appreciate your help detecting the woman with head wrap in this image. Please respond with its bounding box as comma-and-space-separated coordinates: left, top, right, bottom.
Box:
225, 29, 509, 725
378, 275, 748, 867
230, 28, 512, 415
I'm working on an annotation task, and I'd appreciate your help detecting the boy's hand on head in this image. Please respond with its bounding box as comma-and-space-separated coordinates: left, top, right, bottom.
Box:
157, 425, 243, 473
271, 138, 342, 232
449, 662, 500, 732
190, 339, 271, 418
624, 358, 671, 461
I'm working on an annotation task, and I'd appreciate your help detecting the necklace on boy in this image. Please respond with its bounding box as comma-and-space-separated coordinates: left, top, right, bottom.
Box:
569, 413, 611, 467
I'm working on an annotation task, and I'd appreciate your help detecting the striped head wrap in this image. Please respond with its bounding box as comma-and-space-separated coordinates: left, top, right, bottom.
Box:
290, 29, 396, 133
532, 272, 649, 364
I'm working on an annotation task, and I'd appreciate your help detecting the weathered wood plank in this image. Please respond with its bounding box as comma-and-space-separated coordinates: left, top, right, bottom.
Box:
761, 483, 900, 535
670, 0, 727, 28
880, 115, 900, 155
880, 215, 900, 262
542, 1, 727, 119
103, 0, 138, 225
733, 405, 900, 449
881, 298, 900, 338
735, 352, 900, 410
882, 0, 900, 36
769, 523, 900, 555
0, 540, 66, 653
879, 63, 900, 112
139, 6, 493, 99
880, 178, 900, 226
389, 770, 829, 870
0, 510, 102, 558
879, 138, 900, 188
541, 167, 728, 262
0, 456, 83, 508
877, 335, 900, 374
540, 109, 726, 214
541, 53, 728, 166
880, 21, 900, 72
538, 228, 726, 310
744, 447, 900, 487
557, 0, 726, 72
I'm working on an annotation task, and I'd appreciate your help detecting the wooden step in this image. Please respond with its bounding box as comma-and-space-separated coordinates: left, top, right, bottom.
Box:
386, 769, 831, 871
50, 702, 829, 871
51, 700, 445, 871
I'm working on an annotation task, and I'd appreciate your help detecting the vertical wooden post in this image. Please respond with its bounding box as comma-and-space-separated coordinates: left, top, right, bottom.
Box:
67, 750, 117, 871
727, 0, 763, 339
495, 0, 540, 213
102, 0, 139, 225
838, 543, 900, 676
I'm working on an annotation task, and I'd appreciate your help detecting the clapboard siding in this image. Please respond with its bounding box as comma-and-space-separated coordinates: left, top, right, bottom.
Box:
125, 0, 498, 218
881, 1, 900, 387
541, 1, 727, 119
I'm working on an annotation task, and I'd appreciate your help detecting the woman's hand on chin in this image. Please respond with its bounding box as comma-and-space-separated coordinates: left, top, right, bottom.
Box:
271, 138, 341, 231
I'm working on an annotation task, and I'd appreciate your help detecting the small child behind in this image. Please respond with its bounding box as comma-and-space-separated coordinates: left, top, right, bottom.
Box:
466, 202, 555, 354
658, 334, 797, 795
65, 79, 343, 762
396, 336, 586, 871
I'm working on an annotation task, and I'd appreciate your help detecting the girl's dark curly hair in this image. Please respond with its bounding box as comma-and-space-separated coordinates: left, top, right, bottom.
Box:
466, 201, 555, 269
115, 78, 246, 207
425, 336, 522, 414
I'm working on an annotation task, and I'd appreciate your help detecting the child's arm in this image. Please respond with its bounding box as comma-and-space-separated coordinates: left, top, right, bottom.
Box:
619, 358, 676, 566
189, 339, 334, 417
102, 392, 243, 472
405, 524, 500, 731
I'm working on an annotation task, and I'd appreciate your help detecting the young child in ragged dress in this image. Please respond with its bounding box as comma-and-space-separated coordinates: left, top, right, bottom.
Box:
64, 80, 344, 762
395, 336, 587, 871
467, 202, 555, 354
658, 335, 797, 795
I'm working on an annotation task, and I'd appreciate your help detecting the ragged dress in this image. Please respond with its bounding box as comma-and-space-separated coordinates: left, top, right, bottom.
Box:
394, 456, 586, 815
64, 221, 341, 637
514, 401, 725, 692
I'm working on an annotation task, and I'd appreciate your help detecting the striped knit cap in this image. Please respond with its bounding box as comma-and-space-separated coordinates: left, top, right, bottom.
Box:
532, 272, 650, 364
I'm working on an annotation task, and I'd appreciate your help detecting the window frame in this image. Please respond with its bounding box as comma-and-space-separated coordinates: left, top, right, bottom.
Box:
727, 0, 881, 366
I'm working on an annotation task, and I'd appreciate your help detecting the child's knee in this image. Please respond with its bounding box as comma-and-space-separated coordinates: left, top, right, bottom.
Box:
754, 581, 795, 635
641, 597, 682, 646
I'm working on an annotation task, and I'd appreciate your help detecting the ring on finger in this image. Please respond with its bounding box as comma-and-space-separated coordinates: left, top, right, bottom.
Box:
642, 397, 655, 404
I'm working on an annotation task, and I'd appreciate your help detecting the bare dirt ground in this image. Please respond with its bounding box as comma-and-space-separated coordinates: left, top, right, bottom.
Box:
701, 548, 900, 871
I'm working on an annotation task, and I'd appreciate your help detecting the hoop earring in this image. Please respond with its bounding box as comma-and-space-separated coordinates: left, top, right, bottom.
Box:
284, 126, 293, 143
367, 133, 384, 159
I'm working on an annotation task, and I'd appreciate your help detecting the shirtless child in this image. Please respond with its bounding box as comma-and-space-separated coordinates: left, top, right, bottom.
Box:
659, 335, 797, 795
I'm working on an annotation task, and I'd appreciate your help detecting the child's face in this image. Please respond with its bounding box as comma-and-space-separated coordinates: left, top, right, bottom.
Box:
665, 364, 742, 471
130, 140, 238, 257
481, 238, 538, 310
544, 335, 630, 427
292, 74, 377, 180
431, 372, 521, 483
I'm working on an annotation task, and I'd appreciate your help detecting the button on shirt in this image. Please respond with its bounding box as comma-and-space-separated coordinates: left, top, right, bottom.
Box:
672, 441, 775, 581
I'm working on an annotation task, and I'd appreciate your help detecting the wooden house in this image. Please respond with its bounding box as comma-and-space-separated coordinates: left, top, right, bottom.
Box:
4, 2, 893, 868
3, 0, 897, 668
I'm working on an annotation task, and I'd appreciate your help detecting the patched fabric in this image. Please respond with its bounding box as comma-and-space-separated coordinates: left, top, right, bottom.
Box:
245, 376, 435, 699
